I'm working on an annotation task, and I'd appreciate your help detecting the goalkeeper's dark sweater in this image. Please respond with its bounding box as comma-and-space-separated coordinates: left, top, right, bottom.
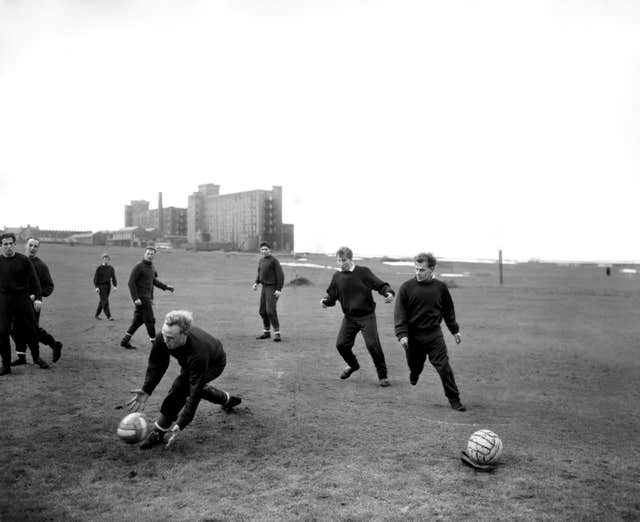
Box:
142, 326, 227, 429
323, 266, 394, 318
394, 277, 459, 340
94, 264, 117, 287
255, 255, 284, 290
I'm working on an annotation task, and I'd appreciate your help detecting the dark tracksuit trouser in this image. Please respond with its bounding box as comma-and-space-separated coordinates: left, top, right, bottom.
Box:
160, 363, 227, 424
336, 312, 388, 379
405, 328, 460, 402
0, 293, 40, 367
259, 284, 280, 331
13, 309, 58, 357
126, 297, 156, 339
95, 284, 112, 318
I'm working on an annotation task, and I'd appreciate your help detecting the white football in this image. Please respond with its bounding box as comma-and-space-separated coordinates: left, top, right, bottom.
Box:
117, 412, 150, 444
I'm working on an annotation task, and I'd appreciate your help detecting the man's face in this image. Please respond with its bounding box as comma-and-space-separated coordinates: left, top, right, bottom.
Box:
26, 239, 40, 258
102, 256, 110, 265
415, 261, 434, 282
1, 238, 16, 258
260, 246, 270, 257
337, 255, 353, 272
161, 324, 187, 350
144, 249, 156, 262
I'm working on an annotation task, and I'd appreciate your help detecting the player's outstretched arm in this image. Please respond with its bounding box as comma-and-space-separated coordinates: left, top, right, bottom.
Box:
127, 389, 149, 412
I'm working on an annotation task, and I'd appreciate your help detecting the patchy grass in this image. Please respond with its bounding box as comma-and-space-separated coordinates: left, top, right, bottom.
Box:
1, 245, 639, 520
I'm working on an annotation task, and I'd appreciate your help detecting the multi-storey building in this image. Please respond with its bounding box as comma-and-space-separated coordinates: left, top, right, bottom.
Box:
188, 184, 294, 252
124, 194, 188, 239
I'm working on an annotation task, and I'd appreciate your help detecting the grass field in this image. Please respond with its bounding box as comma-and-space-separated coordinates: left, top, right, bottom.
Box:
1, 244, 639, 521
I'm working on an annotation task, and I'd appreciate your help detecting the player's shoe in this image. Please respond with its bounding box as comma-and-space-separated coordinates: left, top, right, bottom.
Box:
95, 315, 102, 320
10, 356, 27, 366
223, 396, 242, 412
256, 332, 271, 339
409, 373, 419, 385
378, 378, 390, 387
450, 400, 467, 412
108, 317, 115, 321
340, 365, 360, 379
120, 340, 136, 350
140, 430, 165, 450
34, 358, 50, 369
52, 342, 63, 363
273, 333, 281, 342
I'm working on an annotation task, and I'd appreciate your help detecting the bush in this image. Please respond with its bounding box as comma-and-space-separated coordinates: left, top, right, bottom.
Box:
287, 276, 314, 287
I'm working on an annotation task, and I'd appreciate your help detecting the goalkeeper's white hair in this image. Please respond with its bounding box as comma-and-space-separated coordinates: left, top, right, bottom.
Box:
164, 310, 194, 334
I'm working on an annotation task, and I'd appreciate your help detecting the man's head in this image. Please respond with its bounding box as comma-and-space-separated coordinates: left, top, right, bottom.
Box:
259, 241, 271, 257
101, 253, 110, 265
26, 237, 40, 258
0, 233, 17, 258
336, 246, 354, 271
161, 310, 193, 350
143, 247, 156, 262
414, 252, 437, 282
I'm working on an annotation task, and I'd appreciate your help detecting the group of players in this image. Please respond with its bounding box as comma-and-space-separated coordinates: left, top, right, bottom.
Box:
0, 233, 466, 450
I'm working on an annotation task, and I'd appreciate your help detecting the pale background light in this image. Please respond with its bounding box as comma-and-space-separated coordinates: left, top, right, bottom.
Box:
1, 1, 638, 262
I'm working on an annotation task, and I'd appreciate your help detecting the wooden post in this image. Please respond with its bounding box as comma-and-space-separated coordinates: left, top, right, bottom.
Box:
499, 249, 504, 286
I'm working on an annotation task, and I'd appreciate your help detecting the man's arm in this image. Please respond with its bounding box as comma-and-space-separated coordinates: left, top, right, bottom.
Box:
362, 267, 394, 298
274, 258, 285, 291
128, 265, 139, 301
321, 275, 339, 307
27, 258, 42, 301
111, 266, 117, 287
441, 284, 460, 335
393, 283, 410, 341
38, 261, 54, 298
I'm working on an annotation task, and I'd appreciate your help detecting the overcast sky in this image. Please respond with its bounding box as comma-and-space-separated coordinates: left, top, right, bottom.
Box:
1, 1, 638, 262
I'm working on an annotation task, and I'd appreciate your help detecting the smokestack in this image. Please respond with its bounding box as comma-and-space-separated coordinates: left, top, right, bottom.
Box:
158, 192, 164, 235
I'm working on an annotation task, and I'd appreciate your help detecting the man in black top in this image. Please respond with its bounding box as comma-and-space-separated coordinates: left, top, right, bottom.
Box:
93, 253, 117, 320
253, 241, 285, 342
0, 233, 49, 374
11, 237, 62, 366
127, 310, 242, 449
120, 247, 174, 350
321, 246, 394, 387
394, 252, 466, 411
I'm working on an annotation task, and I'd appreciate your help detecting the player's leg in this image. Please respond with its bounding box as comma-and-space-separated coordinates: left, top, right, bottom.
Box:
427, 336, 465, 411
0, 295, 13, 374
256, 287, 271, 338
140, 298, 156, 347
121, 306, 143, 349
141, 375, 189, 449
264, 286, 281, 341
405, 336, 428, 385
359, 313, 388, 384
336, 316, 361, 378
14, 296, 48, 368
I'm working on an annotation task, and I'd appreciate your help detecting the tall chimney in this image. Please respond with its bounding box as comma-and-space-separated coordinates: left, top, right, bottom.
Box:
158, 192, 164, 235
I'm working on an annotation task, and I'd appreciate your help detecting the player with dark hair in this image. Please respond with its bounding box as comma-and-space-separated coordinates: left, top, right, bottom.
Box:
321, 246, 395, 387
11, 237, 62, 366
394, 252, 466, 411
0, 233, 49, 374
93, 253, 117, 320
120, 247, 174, 350
252, 241, 285, 342
127, 310, 242, 449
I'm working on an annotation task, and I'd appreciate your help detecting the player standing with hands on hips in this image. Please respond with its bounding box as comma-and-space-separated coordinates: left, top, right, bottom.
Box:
127, 310, 242, 449
253, 241, 284, 342
394, 252, 466, 411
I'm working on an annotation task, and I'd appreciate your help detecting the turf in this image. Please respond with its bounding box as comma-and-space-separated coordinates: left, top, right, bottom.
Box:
1, 245, 638, 521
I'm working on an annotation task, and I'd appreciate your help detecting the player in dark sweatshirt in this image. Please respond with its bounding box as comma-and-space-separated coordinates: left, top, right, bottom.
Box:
93, 253, 117, 320
0, 233, 49, 374
253, 241, 285, 342
394, 252, 466, 411
120, 247, 174, 350
321, 246, 395, 387
11, 238, 63, 366
127, 310, 241, 449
